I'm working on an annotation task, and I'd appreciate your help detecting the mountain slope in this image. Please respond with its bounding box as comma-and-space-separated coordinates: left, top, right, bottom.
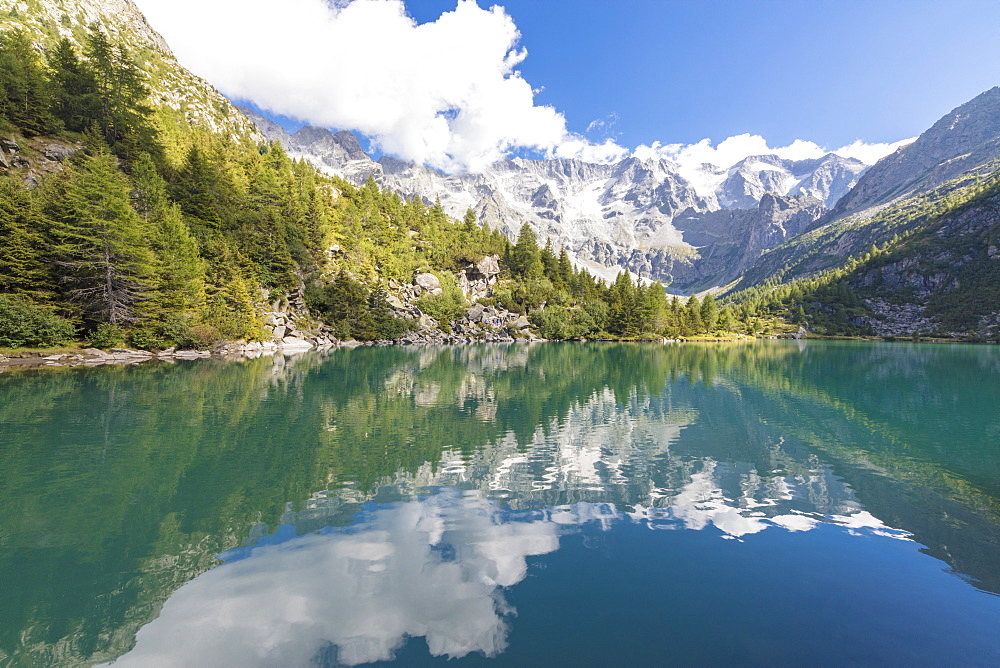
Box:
848, 173, 1000, 337
0, 0, 260, 148
733, 86, 1000, 298
834, 87, 1000, 218
241, 107, 867, 290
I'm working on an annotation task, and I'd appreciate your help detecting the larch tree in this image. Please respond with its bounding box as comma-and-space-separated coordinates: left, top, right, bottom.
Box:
50, 148, 156, 326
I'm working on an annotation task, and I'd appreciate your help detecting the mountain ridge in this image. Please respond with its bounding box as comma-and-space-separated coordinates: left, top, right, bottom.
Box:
241, 107, 868, 290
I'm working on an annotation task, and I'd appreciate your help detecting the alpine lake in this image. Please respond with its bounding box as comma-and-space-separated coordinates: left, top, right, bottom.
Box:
1, 340, 998, 666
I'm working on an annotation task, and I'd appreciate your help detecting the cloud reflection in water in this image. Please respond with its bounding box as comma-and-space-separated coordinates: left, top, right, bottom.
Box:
112, 476, 908, 666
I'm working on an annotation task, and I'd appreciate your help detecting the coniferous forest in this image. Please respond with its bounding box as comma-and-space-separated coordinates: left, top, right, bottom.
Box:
0, 28, 750, 351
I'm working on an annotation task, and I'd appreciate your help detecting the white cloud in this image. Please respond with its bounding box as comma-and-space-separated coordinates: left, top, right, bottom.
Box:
132, 0, 586, 173
131, 0, 913, 176
633, 133, 914, 171
832, 138, 914, 164
551, 136, 629, 164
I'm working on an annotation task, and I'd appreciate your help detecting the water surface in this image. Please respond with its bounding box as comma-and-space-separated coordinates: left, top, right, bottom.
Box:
1, 341, 998, 665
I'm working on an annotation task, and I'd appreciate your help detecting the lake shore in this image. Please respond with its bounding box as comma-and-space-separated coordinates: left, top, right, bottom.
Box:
4, 332, 991, 372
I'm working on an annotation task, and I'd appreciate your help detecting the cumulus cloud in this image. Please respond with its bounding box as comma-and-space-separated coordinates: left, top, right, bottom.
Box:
132, 0, 912, 175
132, 0, 587, 173
832, 138, 914, 164
633, 133, 914, 171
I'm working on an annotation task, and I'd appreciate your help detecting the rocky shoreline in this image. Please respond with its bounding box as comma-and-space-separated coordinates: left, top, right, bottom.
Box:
0, 332, 526, 372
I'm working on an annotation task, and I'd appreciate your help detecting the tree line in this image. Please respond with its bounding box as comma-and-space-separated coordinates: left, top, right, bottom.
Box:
0, 26, 754, 350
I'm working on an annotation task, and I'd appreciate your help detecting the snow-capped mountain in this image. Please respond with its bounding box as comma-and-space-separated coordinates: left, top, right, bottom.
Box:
243, 108, 866, 290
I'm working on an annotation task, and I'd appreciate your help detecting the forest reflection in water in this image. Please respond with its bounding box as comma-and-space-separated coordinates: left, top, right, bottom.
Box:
1, 341, 999, 665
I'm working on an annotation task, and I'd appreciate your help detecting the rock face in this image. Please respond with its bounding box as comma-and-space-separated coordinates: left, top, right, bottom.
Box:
834, 87, 1000, 217
240, 108, 868, 292
0, 0, 261, 141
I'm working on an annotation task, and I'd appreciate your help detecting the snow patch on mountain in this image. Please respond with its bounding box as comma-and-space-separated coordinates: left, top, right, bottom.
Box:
241, 108, 872, 290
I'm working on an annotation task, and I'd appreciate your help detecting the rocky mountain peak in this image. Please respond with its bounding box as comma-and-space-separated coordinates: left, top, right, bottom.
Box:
834, 86, 1000, 215
242, 85, 1000, 292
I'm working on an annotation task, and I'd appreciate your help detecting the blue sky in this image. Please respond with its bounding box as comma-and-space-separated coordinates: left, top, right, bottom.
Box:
404, 0, 1000, 148
135, 0, 1000, 172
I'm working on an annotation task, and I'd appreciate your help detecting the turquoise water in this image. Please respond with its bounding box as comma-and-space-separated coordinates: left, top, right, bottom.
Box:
1, 341, 998, 666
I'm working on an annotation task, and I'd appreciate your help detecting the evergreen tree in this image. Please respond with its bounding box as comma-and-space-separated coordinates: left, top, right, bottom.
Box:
0, 176, 52, 300
0, 29, 60, 134
717, 305, 735, 332
131, 154, 206, 321
172, 145, 222, 227
48, 37, 98, 132
509, 223, 543, 279
557, 248, 573, 287
685, 295, 703, 334
608, 271, 639, 336
462, 207, 476, 233
84, 28, 160, 163
541, 238, 559, 280
49, 148, 156, 325
700, 293, 719, 333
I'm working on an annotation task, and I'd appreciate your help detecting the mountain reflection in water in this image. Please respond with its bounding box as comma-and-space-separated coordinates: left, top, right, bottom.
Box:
116, 489, 911, 666
3, 342, 999, 666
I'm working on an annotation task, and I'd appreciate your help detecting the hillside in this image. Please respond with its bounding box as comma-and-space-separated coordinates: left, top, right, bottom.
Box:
0, 0, 260, 158
727, 164, 1000, 339
0, 0, 754, 355
241, 107, 869, 291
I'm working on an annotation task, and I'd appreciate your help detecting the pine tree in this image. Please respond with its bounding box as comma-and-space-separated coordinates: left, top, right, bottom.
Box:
510, 223, 543, 279
700, 294, 719, 333
172, 145, 222, 227
557, 248, 573, 287
131, 154, 206, 320
48, 37, 98, 132
0, 176, 52, 300
84, 28, 160, 163
608, 271, 639, 336
0, 29, 60, 134
49, 148, 156, 325
685, 295, 703, 334
541, 238, 558, 279
717, 305, 735, 332
462, 207, 477, 233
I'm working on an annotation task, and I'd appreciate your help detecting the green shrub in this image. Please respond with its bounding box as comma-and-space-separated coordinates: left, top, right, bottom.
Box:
306, 272, 413, 341
415, 273, 466, 332
530, 304, 599, 340
128, 327, 169, 350
89, 322, 125, 349
0, 295, 77, 348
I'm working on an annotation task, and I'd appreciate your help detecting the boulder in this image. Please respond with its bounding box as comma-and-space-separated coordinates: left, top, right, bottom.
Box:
511, 315, 531, 330
281, 336, 313, 349
467, 303, 485, 322
44, 143, 74, 162
476, 255, 501, 278
414, 272, 440, 292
